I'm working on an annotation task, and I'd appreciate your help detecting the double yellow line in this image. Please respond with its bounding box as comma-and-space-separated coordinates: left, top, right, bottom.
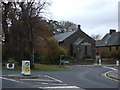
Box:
102, 70, 120, 82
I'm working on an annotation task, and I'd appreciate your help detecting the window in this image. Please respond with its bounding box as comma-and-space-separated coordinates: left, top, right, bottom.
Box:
116, 46, 119, 50
85, 46, 87, 54
109, 46, 111, 52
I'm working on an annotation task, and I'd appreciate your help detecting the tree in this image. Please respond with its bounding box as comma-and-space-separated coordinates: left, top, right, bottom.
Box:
59, 21, 77, 32
2, 1, 52, 68
91, 34, 101, 41
2, 2, 20, 62
48, 20, 77, 34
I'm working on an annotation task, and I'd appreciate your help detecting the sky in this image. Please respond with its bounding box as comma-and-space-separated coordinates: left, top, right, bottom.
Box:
46, 0, 119, 38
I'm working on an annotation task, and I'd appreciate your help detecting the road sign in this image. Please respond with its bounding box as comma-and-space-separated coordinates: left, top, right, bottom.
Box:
7, 63, 14, 69
25, 62, 30, 66
21, 60, 31, 76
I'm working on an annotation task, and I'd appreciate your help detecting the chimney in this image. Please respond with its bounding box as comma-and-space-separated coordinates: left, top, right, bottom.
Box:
78, 25, 81, 30
110, 29, 116, 35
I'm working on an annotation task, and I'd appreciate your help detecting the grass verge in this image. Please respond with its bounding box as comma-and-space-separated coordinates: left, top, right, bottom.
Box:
34, 65, 69, 71
2, 64, 69, 71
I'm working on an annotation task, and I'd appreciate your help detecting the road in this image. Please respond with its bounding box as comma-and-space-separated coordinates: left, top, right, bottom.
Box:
1, 65, 119, 90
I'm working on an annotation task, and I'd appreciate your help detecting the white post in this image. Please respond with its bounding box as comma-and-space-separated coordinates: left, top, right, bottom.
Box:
116, 60, 119, 66
99, 59, 101, 65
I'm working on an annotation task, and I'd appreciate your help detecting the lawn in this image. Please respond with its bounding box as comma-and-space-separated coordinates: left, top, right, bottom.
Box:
34, 65, 69, 71
2, 64, 69, 71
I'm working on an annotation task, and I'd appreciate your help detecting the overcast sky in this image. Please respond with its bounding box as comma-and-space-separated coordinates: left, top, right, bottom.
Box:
47, 0, 119, 38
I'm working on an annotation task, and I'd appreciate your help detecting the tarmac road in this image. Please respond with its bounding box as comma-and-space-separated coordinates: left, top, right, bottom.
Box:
2, 65, 119, 90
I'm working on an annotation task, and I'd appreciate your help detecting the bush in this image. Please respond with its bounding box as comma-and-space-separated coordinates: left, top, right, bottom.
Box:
101, 49, 120, 59
35, 38, 68, 64
115, 49, 120, 59
101, 48, 111, 58
7, 57, 18, 65
34, 52, 48, 64
7, 57, 15, 63
2, 57, 19, 68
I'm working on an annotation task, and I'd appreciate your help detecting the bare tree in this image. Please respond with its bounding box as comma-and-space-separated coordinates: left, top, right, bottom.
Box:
91, 34, 101, 41
59, 21, 77, 32
2, 1, 51, 68
17, 1, 51, 68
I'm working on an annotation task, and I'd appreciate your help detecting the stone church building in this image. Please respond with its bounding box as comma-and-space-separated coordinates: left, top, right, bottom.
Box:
54, 25, 95, 59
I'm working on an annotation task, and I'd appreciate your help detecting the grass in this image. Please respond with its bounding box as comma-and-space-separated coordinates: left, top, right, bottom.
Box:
2, 64, 69, 71
2, 65, 21, 70
34, 65, 69, 71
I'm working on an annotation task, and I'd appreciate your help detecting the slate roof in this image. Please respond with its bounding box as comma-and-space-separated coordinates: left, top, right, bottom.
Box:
97, 32, 120, 47
54, 31, 76, 42
73, 37, 84, 45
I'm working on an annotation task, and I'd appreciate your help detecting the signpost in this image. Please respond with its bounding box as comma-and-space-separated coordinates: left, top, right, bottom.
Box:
21, 60, 31, 76
60, 55, 64, 66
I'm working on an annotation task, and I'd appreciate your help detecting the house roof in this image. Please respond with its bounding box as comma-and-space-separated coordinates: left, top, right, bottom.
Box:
54, 30, 76, 42
97, 32, 120, 47
73, 37, 84, 45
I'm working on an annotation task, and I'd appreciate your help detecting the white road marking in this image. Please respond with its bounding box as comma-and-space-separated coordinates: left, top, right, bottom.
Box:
1, 77, 20, 83
39, 86, 80, 89
103, 66, 117, 71
20, 79, 54, 82
41, 82, 48, 84
41, 83, 67, 86
45, 75, 62, 83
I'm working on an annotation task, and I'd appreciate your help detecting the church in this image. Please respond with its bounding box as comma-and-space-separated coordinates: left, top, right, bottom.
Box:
54, 25, 95, 59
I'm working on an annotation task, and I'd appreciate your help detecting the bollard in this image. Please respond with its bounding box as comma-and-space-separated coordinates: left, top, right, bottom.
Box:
21, 60, 31, 76
116, 60, 119, 66
99, 59, 101, 65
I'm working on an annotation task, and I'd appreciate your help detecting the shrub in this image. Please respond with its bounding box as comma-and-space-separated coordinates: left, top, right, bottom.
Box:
7, 58, 15, 63
59, 47, 68, 56
7, 57, 18, 66
46, 38, 68, 64
101, 48, 111, 58
34, 52, 48, 64
101, 49, 120, 59
115, 49, 120, 59
34, 38, 68, 65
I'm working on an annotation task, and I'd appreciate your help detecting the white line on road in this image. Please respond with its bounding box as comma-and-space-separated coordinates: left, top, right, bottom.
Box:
39, 86, 80, 89
41, 83, 67, 86
103, 66, 117, 71
1, 77, 20, 83
20, 79, 54, 82
44, 75, 62, 83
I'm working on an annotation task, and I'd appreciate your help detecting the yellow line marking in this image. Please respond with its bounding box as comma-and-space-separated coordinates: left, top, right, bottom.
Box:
102, 70, 120, 82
